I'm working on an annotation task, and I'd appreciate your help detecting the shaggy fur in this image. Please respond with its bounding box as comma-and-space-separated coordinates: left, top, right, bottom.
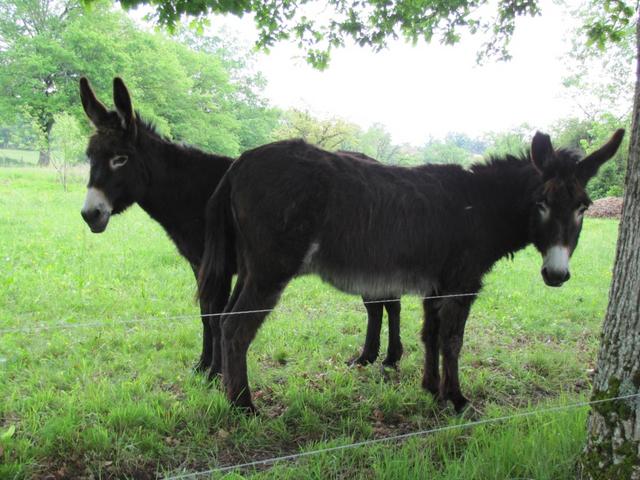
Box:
199, 130, 624, 412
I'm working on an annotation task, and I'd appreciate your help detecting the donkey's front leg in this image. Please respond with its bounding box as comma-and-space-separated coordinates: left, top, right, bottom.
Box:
421, 299, 441, 396
436, 298, 472, 413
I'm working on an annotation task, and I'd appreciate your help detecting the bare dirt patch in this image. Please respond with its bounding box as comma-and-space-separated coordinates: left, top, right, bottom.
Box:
586, 197, 623, 219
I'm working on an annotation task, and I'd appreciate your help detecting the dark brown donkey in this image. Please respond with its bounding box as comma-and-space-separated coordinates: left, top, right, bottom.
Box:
78, 77, 403, 379
198, 130, 624, 413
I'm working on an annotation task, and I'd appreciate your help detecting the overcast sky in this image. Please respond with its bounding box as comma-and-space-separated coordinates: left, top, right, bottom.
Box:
139, 0, 596, 146
251, 0, 582, 144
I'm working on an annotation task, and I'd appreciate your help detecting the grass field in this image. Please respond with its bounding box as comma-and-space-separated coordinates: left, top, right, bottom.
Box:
0, 167, 619, 479
0, 149, 39, 167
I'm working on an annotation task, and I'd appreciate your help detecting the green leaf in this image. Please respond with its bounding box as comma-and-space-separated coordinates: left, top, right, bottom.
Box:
0, 425, 15, 441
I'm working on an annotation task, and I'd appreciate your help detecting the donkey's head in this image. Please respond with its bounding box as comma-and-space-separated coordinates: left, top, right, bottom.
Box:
79, 77, 145, 233
528, 129, 624, 287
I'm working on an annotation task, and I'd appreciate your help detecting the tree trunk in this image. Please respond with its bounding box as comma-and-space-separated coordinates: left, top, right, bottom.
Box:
38, 148, 50, 166
37, 116, 53, 166
579, 16, 640, 480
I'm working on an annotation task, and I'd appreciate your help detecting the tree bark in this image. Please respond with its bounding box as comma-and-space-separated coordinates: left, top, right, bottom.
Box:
38, 148, 50, 166
37, 117, 53, 167
579, 15, 640, 480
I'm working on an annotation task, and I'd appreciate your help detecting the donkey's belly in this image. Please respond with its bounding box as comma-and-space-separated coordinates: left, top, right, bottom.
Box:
319, 269, 435, 297
299, 243, 436, 297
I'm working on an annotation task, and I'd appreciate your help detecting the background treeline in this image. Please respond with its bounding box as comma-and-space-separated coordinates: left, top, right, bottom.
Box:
0, 1, 631, 199
0, 0, 280, 163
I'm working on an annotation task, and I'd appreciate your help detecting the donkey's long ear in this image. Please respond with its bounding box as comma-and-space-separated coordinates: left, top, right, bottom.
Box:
113, 77, 136, 135
79, 77, 109, 127
576, 129, 625, 184
531, 131, 554, 173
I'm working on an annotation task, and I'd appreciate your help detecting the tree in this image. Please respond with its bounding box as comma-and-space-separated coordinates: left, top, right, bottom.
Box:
578, 14, 640, 478
0, 1, 279, 161
445, 131, 487, 155
273, 113, 407, 161
357, 123, 400, 163
482, 126, 530, 158
421, 138, 474, 165
0, 0, 83, 164
418, 132, 487, 166
102, 0, 544, 69
50, 112, 84, 190
273, 108, 359, 150
562, 17, 634, 121
552, 116, 630, 199
178, 28, 281, 150
393, 143, 423, 166
558, 2, 634, 199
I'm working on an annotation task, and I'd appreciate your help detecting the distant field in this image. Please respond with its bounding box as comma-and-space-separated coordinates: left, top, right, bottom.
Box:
0, 168, 619, 479
0, 149, 39, 166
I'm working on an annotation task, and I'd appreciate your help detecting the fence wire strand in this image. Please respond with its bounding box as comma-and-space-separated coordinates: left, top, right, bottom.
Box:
162, 393, 640, 479
0, 292, 479, 335
1, 288, 633, 479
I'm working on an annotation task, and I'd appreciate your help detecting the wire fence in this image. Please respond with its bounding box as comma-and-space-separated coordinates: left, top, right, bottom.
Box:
0, 292, 479, 335
3, 287, 632, 480
161, 393, 640, 479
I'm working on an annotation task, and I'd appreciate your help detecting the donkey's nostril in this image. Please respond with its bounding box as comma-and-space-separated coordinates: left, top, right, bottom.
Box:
541, 267, 569, 287
81, 208, 100, 223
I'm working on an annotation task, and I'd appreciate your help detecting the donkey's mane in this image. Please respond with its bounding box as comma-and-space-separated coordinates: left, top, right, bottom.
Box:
134, 112, 232, 167
136, 114, 164, 139
474, 148, 583, 179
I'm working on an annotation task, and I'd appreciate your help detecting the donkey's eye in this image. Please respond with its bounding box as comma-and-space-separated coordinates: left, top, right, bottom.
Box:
109, 155, 128, 170
536, 201, 548, 212
577, 205, 588, 215
536, 201, 550, 221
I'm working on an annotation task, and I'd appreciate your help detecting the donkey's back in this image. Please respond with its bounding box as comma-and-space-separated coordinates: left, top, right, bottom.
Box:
230, 140, 472, 296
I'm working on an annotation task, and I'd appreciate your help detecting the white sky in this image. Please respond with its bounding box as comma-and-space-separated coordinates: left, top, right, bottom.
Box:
135, 0, 593, 145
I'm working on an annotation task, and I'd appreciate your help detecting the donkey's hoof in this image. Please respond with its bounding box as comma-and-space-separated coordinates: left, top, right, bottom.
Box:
347, 355, 375, 367
452, 396, 469, 414
421, 377, 440, 397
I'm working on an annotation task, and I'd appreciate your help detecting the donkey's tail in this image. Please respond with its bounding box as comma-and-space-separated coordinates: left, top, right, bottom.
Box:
197, 173, 236, 308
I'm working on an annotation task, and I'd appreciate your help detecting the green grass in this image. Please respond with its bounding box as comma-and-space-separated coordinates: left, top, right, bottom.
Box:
0, 149, 39, 167
0, 167, 619, 479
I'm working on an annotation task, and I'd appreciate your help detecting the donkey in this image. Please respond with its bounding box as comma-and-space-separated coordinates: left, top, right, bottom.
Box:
198, 129, 624, 413
79, 77, 233, 376
78, 77, 403, 378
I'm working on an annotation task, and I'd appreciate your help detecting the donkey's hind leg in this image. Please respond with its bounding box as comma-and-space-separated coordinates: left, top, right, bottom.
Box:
193, 265, 230, 374
194, 299, 214, 373
207, 276, 243, 381
382, 300, 402, 368
220, 278, 285, 412
349, 297, 383, 366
